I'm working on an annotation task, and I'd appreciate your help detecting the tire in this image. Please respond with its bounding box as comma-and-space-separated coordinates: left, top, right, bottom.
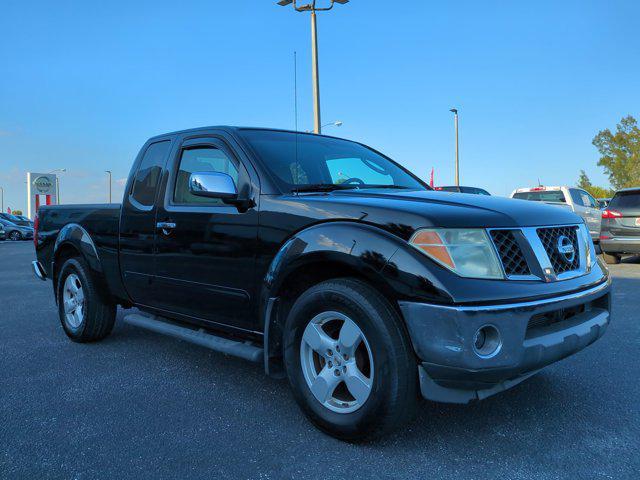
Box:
602, 252, 621, 264
56, 257, 116, 342
283, 278, 418, 441
9, 231, 21, 241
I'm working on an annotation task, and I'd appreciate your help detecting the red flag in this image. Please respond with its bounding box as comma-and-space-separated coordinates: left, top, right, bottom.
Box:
429, 167, 434, 188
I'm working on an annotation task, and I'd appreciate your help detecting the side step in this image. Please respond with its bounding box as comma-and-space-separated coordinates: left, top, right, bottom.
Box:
123, 313, 263, 363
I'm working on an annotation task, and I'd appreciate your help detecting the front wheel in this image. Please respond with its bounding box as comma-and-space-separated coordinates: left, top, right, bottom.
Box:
56, 257, 116, 342
283, 278, 418, 441
9, 231, 21, 241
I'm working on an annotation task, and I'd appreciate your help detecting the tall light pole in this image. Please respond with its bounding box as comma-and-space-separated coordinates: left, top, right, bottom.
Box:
449, 108, 460, 186
50, 168, 66, 204
277, 0, 349, 134
0, 186, 3, 212
105, 170, 112, 203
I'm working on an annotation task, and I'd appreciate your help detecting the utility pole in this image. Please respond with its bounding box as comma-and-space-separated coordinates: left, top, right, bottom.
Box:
277, 0, 349, 134
310, 9, 321, 134
105, 170, 112, 203
450, 108, 460, 186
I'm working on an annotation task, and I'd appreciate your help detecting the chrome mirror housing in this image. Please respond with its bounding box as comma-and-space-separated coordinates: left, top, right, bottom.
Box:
189, 172, 238, 199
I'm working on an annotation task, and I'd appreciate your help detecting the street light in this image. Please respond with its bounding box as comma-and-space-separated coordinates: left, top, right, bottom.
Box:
105, 170, 112, 203
49, 168, 66, 204
321, 120, 343, 129
277, 0, 349, 134
449, 108, 459, 186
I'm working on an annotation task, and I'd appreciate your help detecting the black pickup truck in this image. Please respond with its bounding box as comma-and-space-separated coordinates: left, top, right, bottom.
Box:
33, 127, 611, 440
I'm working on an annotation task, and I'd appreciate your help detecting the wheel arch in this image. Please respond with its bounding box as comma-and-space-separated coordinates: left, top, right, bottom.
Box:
52, 224, 110, 303
260, 221, 409, 377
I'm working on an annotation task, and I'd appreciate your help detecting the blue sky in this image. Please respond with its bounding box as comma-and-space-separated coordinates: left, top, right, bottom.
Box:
1, 0, 638, 212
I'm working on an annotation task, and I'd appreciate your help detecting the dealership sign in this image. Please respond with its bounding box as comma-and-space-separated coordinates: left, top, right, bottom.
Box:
32, 175, 54, 194
26, 172, 58, 219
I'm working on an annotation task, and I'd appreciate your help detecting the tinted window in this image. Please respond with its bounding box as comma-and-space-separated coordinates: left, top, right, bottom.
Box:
461, 187, 490, 195
609, 191, 640, 210
240, 130, 425, 191
513, 190, 566, 203
174, 147, 239, 205
131, 141, 171, 207
438, 186, 461, 192
569, 189, 585, 206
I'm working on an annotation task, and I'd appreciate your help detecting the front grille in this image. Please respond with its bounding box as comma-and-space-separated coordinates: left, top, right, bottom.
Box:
490, 230, 531, 276
537, 226, 580, 274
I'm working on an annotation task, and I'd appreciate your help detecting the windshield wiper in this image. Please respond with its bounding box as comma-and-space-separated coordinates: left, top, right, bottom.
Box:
360, 185, 412, 189
290, 184, 360, 193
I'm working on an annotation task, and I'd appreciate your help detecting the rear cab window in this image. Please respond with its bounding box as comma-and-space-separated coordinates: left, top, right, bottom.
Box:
513, 190, 566, 202
130, 140, 172, 208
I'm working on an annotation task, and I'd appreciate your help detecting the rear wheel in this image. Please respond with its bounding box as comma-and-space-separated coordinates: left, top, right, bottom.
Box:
9, 231, 21, 241
283, 278, 418, 441
56, 257, 116, 342
602, 252, 621, 264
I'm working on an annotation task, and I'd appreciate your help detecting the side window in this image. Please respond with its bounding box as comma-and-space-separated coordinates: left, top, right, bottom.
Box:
131, 141, 171, 207
174, 147, 239, 205
584, 192, 598, 208
569, 189, 585, 206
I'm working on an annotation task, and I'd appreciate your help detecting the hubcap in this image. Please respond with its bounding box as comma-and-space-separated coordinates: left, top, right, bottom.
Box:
62, 273, 85, 329
300, 311, 374, 414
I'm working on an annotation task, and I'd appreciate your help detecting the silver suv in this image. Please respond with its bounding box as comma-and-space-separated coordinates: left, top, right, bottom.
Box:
510, 186, 602, 242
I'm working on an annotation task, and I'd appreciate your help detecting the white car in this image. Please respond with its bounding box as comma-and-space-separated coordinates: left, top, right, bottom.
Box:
510, 186, 602, 242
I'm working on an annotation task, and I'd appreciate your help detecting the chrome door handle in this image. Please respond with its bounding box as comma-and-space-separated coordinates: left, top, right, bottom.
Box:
156, 222, 176, 235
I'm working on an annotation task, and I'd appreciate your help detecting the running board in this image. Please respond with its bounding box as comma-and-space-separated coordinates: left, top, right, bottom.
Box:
123, 313, 263, 363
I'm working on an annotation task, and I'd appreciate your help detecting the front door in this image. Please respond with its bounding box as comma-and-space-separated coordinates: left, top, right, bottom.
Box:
151, 136, 259, 332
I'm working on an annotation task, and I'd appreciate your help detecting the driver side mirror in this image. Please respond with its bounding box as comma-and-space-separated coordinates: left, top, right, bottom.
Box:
189, 172, 238, 200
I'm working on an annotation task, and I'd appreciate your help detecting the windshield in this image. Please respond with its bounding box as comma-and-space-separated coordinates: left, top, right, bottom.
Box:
239, 130, 427, 192
513, 190, 566, 203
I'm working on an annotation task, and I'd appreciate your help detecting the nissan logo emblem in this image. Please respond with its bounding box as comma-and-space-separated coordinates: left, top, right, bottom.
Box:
556, 235, 575, 263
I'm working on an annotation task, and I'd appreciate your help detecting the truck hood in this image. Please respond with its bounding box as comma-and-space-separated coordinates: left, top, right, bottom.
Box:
314, 188, 582, 231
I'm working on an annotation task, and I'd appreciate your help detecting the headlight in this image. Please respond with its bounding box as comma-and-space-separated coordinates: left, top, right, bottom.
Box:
409, 228, 504, 279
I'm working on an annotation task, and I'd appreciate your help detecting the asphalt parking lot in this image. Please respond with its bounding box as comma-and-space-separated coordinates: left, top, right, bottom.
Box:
1, 241, 638, 479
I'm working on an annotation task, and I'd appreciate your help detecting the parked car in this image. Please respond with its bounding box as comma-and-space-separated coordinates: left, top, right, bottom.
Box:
510, 186, 602, 243
0, 218, 34, 241
599, 187, 640, 264
0, 213, 33, 227
435, 185, 491, 195
33, 127, 610, 440
15, 214, 34, 226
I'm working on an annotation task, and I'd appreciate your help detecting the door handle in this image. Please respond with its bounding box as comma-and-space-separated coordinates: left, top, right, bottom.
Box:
156, 222, 176, 235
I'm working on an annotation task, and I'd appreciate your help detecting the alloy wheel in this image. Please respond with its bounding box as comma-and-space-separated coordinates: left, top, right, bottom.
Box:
300, 311, 374, 414
63, 273, 85, 329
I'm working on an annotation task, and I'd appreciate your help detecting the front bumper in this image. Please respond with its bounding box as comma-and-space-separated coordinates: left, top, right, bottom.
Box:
399, 279, 611, 404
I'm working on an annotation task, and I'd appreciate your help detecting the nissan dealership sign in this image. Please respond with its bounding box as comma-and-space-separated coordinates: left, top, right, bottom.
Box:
26, 172, 58, 219
32, 175, 55, 194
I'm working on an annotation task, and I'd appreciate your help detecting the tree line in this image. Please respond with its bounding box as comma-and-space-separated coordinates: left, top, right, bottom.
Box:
578, 115, 639, 198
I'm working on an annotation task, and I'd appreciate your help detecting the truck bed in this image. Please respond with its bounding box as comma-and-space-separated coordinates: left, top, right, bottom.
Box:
36, 204, 122, 292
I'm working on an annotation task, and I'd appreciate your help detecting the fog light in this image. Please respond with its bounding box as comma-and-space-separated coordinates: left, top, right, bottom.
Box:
473, 325, 501, 358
